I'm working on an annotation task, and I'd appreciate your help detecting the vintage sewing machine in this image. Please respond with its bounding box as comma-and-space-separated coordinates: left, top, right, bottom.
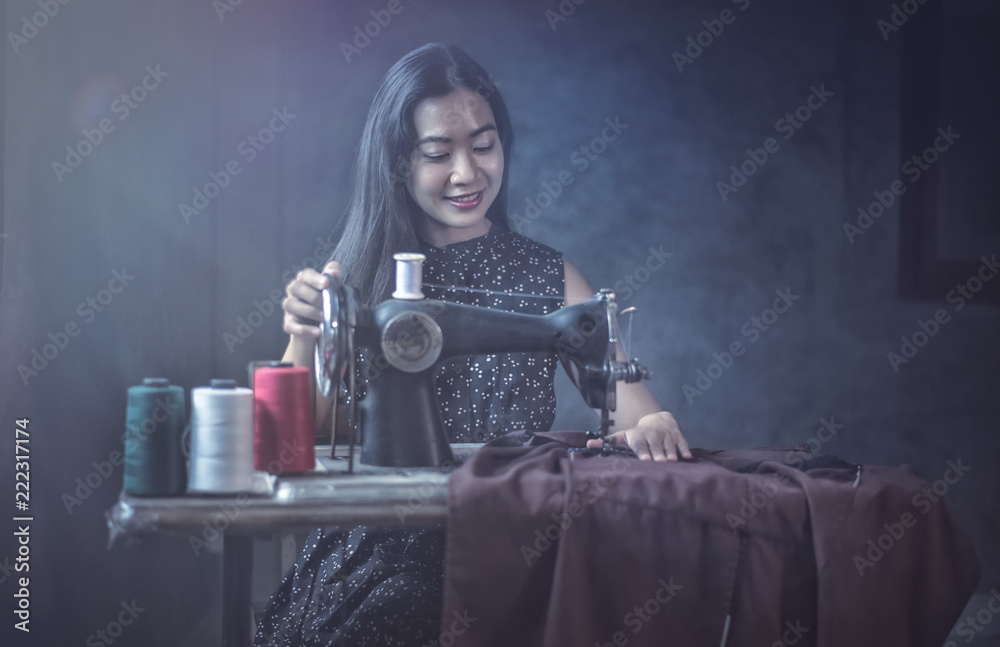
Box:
315, 253, 652, 468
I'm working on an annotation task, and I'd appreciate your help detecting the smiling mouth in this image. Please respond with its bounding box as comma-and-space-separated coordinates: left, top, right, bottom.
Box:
445, 191, 484, 208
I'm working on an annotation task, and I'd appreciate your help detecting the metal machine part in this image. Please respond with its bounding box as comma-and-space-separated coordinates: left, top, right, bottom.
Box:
315, 274, 360, 469
315, 255, 652, 467
316, 275, 350, 398
381, 311, 443, 373
554, 288, 652, 436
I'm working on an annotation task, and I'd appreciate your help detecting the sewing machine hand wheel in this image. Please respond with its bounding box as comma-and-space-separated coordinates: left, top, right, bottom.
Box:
315, 274, 355, 398
316, 274, 362, 468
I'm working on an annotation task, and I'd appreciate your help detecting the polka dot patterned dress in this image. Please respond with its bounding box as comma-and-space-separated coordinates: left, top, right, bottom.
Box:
253, 226, 565, 646
421, 226, 564, 441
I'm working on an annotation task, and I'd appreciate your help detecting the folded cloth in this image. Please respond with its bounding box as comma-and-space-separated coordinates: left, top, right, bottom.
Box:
441, 431, 980, 647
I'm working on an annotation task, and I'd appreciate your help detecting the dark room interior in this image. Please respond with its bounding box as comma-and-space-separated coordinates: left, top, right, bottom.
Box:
1, 0, 998, 645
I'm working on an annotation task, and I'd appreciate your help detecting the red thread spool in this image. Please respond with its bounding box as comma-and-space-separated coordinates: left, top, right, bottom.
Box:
253, 364, 315, 474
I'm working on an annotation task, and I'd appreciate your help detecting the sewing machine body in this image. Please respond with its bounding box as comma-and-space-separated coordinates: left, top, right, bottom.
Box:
316, 254, 650, 468
355, 296, 614, 466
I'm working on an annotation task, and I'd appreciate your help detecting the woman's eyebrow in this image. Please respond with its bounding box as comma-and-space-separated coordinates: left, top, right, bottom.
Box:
468, 124, 497, 138
416, 124, 497, 145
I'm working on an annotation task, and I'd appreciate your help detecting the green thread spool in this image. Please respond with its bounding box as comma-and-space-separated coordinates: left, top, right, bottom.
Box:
123, 377, 187, 496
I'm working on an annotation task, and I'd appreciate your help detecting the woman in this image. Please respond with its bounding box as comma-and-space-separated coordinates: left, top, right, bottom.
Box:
258, 43, 690, 646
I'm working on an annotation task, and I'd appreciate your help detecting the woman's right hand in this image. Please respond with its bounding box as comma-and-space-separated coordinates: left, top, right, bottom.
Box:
282, 261, 343, 340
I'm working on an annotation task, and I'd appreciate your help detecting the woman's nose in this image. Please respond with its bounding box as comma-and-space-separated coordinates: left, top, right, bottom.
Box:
449, 151, 478, 185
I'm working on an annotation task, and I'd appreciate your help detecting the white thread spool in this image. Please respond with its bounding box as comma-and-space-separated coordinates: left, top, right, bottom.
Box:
392, 253, 426, 300
187, 380, 254, 493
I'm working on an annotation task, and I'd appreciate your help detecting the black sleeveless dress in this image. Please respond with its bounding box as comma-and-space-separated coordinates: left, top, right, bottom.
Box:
253, 227, 564, 647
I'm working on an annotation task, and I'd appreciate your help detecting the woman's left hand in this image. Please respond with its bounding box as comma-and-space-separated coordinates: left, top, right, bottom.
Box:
585, 411, 692, 462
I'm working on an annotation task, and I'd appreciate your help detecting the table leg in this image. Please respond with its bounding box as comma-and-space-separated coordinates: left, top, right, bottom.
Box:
223, 535, 253, 647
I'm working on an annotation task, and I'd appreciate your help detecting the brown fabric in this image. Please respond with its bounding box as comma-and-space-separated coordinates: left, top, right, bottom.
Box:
442, 432, 980, 647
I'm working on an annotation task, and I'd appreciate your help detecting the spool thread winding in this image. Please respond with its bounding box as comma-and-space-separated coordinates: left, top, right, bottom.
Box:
123, 378, 187, 496
188, 382, 254, 493
253, 365, 315, 474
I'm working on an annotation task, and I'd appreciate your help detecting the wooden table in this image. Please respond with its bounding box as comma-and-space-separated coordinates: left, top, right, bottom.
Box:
105, 445, 477, 646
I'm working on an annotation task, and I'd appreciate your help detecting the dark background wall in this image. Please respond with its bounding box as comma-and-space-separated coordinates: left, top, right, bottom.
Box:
1, 0, 998, 645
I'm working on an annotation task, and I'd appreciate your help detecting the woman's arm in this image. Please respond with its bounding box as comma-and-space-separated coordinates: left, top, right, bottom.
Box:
564, 258, 692, 461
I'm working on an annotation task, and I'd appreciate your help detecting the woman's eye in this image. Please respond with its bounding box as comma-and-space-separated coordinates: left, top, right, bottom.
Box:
423, 153, 448, 161
474, 144, 495, 154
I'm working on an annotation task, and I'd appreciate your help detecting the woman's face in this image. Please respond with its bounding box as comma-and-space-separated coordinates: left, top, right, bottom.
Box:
406, 88, 504, 247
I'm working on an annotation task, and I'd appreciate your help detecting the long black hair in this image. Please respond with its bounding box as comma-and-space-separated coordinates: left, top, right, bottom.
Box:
329, 43, 514, 308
